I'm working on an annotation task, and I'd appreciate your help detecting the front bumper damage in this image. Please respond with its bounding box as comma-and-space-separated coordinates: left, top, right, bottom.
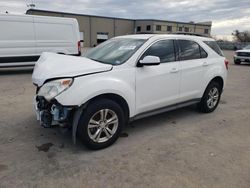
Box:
34, 96, 75, 128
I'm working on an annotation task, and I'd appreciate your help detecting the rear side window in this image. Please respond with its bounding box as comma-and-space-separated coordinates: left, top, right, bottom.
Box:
141, 40, 176, 63
179, 40, 205, 60
204, 41, 224, 57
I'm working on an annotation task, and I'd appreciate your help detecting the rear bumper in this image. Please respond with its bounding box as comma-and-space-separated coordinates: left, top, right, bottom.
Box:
34, 96, 75, 128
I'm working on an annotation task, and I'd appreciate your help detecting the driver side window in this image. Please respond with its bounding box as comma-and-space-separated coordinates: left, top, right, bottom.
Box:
141, 40, 176, 63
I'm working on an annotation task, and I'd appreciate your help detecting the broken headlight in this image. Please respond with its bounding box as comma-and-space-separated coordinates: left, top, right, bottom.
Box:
38, 78, 73, 101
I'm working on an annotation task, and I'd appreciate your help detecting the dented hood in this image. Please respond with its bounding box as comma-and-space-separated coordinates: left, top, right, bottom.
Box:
32, 52, 112, 86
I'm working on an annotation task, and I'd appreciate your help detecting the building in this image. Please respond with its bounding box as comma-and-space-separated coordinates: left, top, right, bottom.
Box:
135, 20, 211, 36
27, 9, 212, 47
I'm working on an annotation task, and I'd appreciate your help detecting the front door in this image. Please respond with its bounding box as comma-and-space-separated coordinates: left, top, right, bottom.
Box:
136, 40, 180, 114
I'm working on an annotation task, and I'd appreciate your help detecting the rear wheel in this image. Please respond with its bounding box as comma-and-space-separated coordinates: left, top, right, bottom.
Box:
198, 82, 222, 113
77, 98, 125, 150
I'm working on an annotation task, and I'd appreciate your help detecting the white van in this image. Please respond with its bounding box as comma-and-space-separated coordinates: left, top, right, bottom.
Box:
0, 14, 81, 67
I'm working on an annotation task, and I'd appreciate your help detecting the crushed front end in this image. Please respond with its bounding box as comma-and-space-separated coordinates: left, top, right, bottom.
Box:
33, 78, 76, 128
34, 96, 75, 128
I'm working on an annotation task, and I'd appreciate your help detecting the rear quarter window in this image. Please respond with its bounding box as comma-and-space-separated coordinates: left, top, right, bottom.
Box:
178, 40, 207, 61
204, 41, 224, 57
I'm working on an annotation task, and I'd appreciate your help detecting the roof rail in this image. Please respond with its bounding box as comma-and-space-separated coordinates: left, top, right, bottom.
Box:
172, 32, 211, 37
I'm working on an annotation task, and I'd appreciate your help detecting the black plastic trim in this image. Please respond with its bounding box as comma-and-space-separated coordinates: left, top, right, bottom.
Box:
0, 56, 40, 63
0, 53, 81, 65
130, 98, 201, 122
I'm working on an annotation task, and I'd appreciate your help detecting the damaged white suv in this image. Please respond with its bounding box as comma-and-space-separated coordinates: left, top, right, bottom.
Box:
32, 34, 228, 150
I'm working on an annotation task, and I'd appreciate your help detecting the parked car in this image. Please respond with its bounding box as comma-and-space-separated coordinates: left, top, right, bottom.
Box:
32, 34, 228, 150
0, 14, 81, 68
234, 45, 250, 64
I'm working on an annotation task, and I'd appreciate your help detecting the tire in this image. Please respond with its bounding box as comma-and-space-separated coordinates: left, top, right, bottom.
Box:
234, 60, 241, 65
198, 81, 222, 113
77, 98, 125, 150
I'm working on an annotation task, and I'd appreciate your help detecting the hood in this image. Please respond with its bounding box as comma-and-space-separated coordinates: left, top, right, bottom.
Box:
236, 49, 250, 53
32, 52, 112, 86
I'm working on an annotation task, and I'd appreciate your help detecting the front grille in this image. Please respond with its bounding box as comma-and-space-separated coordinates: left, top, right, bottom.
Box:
237, 52, 250, 57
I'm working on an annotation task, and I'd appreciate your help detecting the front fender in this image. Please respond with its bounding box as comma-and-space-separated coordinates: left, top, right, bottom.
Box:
55, 69, 136, 117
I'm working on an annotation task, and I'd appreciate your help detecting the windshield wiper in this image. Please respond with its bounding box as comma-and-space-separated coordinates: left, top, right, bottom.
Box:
87, 57, 111, 65
87, 57, 105, 63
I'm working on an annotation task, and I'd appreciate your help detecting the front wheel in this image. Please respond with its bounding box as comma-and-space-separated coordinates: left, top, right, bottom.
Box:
198, 82, 222, 113
234, 60, 241, 65
77, 99, 125, 150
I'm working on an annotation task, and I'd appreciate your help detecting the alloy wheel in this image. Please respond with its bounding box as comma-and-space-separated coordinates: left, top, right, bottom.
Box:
207, 87, 219, 109
87, 109, 119, 143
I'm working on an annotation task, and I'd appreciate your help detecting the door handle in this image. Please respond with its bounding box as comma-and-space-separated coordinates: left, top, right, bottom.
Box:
202, 62, 209, 66
170, 67, 179, 73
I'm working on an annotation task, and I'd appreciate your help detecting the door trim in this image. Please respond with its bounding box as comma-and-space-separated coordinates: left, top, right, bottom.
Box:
130, 98, 201, 122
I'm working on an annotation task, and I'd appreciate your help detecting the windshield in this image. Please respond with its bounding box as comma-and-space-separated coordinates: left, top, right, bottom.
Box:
84, 38, 146, 65
244, 45, 250, 50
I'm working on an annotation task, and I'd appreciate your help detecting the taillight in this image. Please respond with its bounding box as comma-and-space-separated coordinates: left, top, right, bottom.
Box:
77, 41, 81, 53
224, 59, 229, 70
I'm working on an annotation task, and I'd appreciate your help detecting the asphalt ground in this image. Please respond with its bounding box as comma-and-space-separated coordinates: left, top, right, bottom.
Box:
0, 50, 249, 188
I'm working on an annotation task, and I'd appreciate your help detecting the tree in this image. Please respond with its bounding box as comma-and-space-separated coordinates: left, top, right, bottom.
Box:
232, 30, 250, 42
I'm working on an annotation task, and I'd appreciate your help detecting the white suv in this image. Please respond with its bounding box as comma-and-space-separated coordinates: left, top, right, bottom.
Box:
234, 45, 250, 64
32, 34, 228, 150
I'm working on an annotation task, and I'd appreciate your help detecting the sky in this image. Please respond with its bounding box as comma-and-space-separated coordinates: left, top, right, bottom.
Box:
0, 0, 250, 40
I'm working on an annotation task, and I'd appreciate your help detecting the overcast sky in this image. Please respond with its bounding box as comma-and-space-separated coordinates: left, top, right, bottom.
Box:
0, 0, 249, 40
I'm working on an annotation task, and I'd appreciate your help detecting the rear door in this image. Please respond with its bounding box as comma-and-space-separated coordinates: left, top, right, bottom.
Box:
136, 39, 180, 114
177, 39, 208, 102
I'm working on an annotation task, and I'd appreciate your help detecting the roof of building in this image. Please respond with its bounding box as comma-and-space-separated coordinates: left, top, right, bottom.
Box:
26, 9, 212, 27
26, 9, 134, 21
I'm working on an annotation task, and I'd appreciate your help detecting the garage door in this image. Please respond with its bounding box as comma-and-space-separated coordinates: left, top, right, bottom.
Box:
97, 32, 108, 44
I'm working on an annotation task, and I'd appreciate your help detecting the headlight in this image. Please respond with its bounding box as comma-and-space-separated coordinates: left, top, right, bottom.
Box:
38, 78, 73, 101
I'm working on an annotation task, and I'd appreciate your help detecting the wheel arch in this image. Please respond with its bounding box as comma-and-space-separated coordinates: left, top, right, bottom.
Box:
209, 76, 224, 92
198, 76, 224, 113
85, 93, 130, 121
72, 93, 130, 144
200, 76, 224, 100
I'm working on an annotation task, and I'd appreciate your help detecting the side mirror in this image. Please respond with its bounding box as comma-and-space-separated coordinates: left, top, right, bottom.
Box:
139, 56, 160, 66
